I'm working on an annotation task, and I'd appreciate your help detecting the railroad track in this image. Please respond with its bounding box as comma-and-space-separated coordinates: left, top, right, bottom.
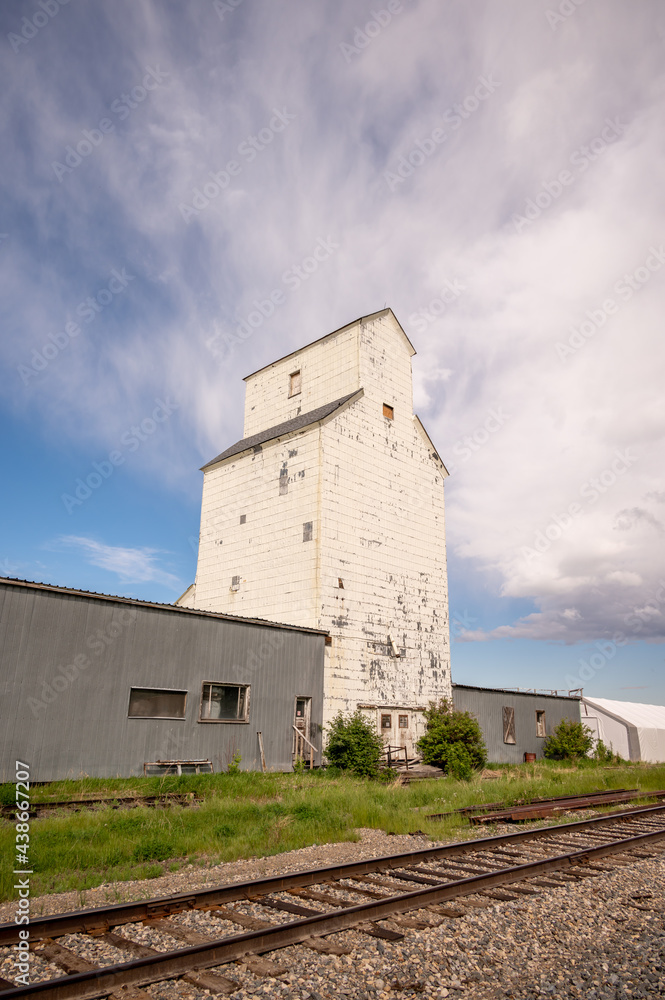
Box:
2, 803, 665, 998
423, 786, 665, 823
0, 793, 199, 820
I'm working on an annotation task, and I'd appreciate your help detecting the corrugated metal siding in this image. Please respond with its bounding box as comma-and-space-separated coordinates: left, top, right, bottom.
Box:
452, 685, 581, 763
0, 584, 325, 781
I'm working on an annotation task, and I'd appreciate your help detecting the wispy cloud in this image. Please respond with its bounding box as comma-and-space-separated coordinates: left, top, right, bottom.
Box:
56, 536, 180, 590
1, 0, 664, 648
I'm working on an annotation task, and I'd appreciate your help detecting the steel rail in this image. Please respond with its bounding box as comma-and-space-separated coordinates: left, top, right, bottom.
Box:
3, 821, 665, 1000
469, 788, 665, 824
425, 786, 641, 820
0, 793, 199, 819
1, 801, 665, 948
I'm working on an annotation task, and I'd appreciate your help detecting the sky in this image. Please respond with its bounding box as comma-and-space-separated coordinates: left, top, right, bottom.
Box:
1, 0, 664, 704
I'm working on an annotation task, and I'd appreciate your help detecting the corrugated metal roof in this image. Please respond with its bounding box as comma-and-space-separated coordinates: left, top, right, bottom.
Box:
453, 683, 580, 701
201, 390, 362, 470
0, 577, 328, 635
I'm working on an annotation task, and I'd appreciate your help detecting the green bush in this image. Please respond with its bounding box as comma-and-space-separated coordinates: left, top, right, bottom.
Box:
416, 699, 487, 778
324, 710, 385, 778
592, 739, 625, 765
445, 743, 474, 781
543, 718, 594, 760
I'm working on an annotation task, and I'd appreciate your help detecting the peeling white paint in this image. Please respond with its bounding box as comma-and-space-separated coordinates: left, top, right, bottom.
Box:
186, 310, 452, 753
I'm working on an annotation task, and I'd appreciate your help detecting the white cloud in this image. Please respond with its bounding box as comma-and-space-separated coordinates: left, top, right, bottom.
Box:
1, 0, 664, 642
57, 537, 181, 590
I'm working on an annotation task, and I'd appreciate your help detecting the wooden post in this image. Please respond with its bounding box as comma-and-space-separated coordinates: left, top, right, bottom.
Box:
257, 732, 266, 773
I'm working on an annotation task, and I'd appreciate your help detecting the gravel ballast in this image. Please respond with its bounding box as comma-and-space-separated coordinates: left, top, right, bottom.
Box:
0, 829, 663, 998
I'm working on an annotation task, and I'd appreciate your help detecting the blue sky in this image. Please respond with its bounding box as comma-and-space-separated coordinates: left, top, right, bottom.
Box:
2, 0, 664, 703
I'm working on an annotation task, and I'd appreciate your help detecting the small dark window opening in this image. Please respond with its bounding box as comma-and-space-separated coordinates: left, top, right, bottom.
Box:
383, 403, 394, 419
231, 575, 240, 591
200, 683, 249, 722
128, 688, 186, 719
536, 710, 546, 737
381, 713, 392, 729
289, 370, 301, 397
503, 706, 516, 744
303, 521, 313, 542
239, 514, 246, 524
279, 468, 288, 495
338, 578, 344, 589
398, 714, 409, 729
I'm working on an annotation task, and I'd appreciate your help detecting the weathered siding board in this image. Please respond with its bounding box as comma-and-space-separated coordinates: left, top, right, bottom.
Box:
243, 325, 360, 437
452, 684, 582, 764
0, 583, 325, 781
195, 426, 322, 626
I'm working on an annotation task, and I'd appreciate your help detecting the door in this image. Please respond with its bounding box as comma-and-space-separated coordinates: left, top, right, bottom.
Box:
293, 697, 312, 756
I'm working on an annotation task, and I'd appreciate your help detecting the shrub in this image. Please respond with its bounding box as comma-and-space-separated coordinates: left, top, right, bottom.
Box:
324, 710, 384, 778
592, 739, 612, 762
416, 699, 487, 778
592, 739, 625, 765
543, 718, 594, 760
445, 743, 474, 781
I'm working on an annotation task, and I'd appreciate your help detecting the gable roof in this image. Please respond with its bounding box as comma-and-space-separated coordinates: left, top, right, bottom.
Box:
201, 390, 363, 470
242, 308, 415, 381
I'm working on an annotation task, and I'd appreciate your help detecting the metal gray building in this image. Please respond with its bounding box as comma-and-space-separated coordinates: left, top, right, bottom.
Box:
0, 578, 327, 782
452, 683, 581, 763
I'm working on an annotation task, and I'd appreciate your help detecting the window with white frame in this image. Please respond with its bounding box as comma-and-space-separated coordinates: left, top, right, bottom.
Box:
199, 683, 249, 722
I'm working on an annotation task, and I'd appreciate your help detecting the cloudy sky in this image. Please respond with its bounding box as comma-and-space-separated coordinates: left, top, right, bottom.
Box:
2, 0, 664, 703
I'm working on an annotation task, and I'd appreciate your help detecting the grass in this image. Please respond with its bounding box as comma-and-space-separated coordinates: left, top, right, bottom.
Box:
2, 760, 664, 903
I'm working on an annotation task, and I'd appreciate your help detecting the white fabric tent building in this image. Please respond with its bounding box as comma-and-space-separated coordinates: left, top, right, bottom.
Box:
581, 697, 665, 762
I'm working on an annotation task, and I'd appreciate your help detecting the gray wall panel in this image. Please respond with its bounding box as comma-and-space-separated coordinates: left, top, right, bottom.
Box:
1, 583, 325, 781
452, 684, 581, 763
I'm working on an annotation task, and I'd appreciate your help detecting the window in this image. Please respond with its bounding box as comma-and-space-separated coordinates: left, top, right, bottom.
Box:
239, 514, 246, 524
128, 688, 186, 719
231, 575, 240, 591
381, 713, 392, 729
503, 706, 516, 744
144, 760, 212, 776
289, 370, 301, 397
279, 468, 288, 495
398, 714, 409, 729
303, 521, 313, 542
536, 710, 546, 737
338, 578, 344, 589
383, 403, 394, 420
199, 683, 249, 722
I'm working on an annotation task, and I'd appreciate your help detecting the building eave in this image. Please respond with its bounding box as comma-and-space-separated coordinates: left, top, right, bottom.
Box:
201, 389, 364, 470
0, 577, 329, 636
